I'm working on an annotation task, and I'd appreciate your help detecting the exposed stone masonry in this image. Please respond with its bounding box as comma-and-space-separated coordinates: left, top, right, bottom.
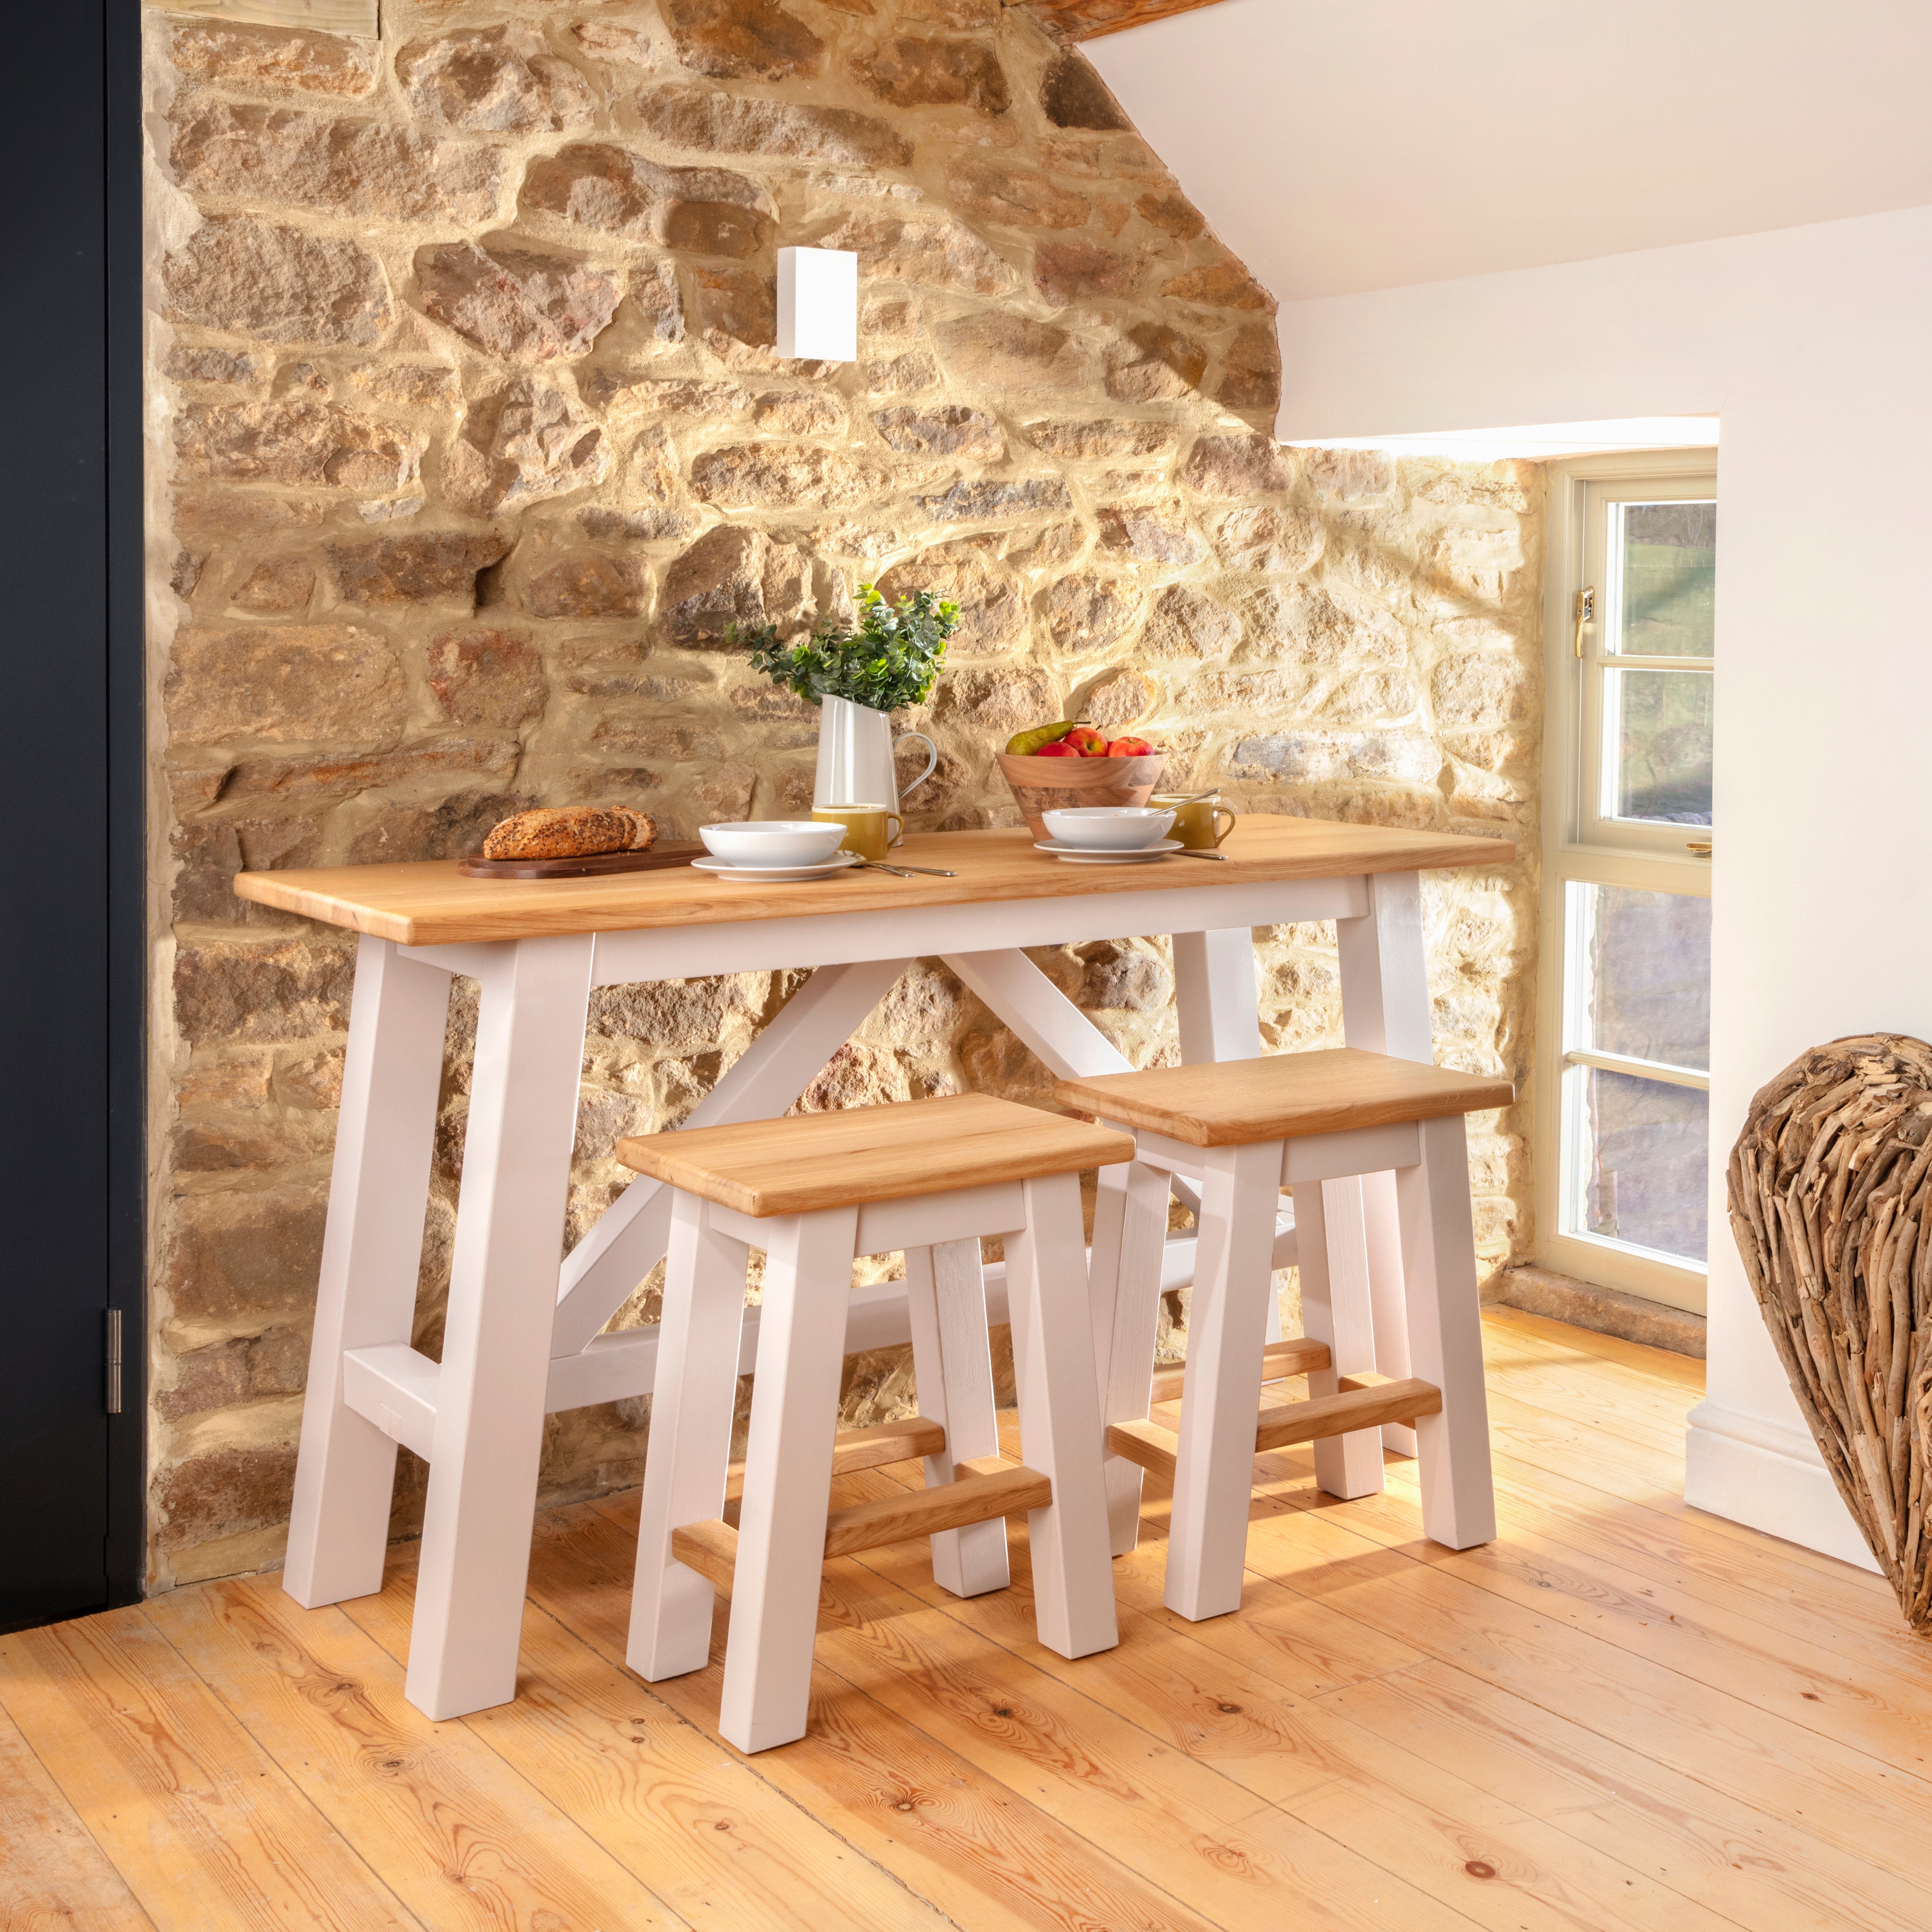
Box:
144, 0, 1542, 1589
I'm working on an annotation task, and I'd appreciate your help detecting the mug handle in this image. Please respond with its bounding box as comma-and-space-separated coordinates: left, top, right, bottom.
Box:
885, 812, 904, 849
893, 730, 939, 798
1212, 806, 1237, 846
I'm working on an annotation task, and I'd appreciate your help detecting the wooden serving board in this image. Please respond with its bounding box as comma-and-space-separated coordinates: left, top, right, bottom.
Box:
457, 841, 704, 881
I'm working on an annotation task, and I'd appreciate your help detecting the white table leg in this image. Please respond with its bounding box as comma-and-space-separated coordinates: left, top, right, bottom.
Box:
719, 1205, 858, 1754
1006, 1172, 1119, 1659
903, 1239, 1009, 1596
1398, 1116, 1497, 1550
551, 956, 914, 1355
285, 936, 451, 1610
1092, 1159, 1175, 1556
1337, 869, 1433, 1453
404, 934, 595, 1721
1166, 1141, 1280, 1622
1289, 1174, 1383, 1500
1172, 928, 1262, 1064
1172, 928, 1283, 1344
630, 1194, 749, 1681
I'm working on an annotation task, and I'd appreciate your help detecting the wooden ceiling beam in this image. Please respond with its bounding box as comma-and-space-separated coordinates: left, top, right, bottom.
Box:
143, 0, 379, 36
1025, 0, 1235, 41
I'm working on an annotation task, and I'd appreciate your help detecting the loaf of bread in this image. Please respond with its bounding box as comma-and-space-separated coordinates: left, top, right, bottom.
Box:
481, 806, 658, 861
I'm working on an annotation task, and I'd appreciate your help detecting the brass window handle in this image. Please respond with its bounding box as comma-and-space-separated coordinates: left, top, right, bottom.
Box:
1573, 586, 1595, 658
1686, 840, 1712, 857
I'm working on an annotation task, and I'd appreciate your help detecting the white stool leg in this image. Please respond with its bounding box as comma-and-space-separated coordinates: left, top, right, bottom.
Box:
719, 1206, 858, 1754
629, 1195, 749, 1681
904, 1240, 1009, 1597
1085, 1158, 1132, 1397
1166, 1140, 1281, 1621
1289, 1174, 1384, 1501
1396, 1115, 1497, 1549
1093, 1159, 1175, 1556
286, 936, 450, 1610
1006, 1173, 1119, 1659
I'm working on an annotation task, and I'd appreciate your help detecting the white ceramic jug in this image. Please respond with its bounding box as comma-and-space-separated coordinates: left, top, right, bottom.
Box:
812, 694, 937, 814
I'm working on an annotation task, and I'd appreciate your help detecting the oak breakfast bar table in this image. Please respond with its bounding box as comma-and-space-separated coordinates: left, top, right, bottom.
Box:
235, 818, 1513, 1721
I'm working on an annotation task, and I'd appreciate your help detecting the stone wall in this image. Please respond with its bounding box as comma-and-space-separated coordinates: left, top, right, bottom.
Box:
143, 0, 1543, 1589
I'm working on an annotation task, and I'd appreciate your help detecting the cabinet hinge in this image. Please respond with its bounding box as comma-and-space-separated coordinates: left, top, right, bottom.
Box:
105, 1309, 123, 1415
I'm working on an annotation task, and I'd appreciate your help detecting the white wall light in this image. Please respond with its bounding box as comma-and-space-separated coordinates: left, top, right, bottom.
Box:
776, 247, 858, 362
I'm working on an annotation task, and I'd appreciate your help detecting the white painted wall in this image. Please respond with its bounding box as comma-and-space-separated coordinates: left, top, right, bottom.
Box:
1271, 206, 1932, 1565
1088, 0, 1932, 1572
1088, 0, 1932, 300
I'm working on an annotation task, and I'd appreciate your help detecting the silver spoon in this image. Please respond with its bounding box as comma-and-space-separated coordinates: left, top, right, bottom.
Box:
858, 859, 957, 877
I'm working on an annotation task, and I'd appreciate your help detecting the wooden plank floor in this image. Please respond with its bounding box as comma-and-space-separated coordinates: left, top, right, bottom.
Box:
6, 1309, 1929, 1932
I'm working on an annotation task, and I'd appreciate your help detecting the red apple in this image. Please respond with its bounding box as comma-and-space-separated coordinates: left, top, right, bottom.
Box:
1105, 736, 1155, 757
1033, 738, 1082, 757
1064, 725, 1109, 757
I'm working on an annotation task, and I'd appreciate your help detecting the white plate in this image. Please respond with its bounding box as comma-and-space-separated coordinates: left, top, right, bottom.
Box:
690, 853, 863, 883
1033, 839, 1184, 864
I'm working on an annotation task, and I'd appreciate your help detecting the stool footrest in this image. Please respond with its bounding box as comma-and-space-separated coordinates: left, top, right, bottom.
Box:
1148, 1336, 1329, 1406
727, 1414, 946, 1501
1104, 1420, 1182, 1481
1254, 1376, 1442, 1451
823, 1458, 1051, 1559
1108, 1375, 1443, 1481
671, 1519, 740, 1594
675, 1454, 1048, 1593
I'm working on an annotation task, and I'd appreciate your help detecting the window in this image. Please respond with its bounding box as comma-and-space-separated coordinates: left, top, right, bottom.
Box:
1537, 457, 1715, 1312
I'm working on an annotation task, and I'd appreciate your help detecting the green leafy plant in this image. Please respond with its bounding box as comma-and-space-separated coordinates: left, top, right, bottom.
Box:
731, 583, 960, 714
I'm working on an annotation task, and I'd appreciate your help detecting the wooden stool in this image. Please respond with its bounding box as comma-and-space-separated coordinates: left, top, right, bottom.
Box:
613, 1092, 1129, 1753
1055, 1048, 1513, 1621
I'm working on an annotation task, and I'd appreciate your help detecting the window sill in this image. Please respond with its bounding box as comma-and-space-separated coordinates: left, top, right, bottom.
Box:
1493, 1263, 1706, 1359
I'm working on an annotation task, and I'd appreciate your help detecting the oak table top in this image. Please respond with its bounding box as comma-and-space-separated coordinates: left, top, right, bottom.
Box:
233, 820, 1515, 950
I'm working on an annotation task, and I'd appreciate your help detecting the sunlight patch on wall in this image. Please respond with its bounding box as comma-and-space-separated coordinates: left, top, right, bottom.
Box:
143, 0, 378, 39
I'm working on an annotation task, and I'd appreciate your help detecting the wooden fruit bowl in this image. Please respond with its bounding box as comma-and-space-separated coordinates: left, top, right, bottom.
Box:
996, 750, 1168, 839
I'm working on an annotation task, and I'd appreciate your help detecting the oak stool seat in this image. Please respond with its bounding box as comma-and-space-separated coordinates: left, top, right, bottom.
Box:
1055, 1048, 1512, 1622
616, 1092, 1128, 1753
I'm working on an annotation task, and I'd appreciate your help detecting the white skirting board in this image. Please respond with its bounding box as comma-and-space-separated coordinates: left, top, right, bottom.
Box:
1683, 1399, 1880, 1574
144, 0, 380, 36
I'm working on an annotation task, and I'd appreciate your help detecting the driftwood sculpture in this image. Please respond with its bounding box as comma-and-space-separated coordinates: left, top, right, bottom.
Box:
1728, 1034, 1932, 1630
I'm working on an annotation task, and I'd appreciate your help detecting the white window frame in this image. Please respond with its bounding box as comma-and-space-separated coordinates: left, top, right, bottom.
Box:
1537, 451, 1715, 1313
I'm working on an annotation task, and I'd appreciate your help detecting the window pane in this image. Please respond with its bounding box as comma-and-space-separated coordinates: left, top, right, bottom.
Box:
1615, 500, 1715, 658
1579, 884, 1710, 1071
1609, 667, 1712, 823
1573, 1067, 1708, 1263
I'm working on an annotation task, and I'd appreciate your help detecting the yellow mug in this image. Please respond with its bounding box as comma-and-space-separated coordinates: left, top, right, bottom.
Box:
812, 804, 903, 862
1154, 794, 1236, 851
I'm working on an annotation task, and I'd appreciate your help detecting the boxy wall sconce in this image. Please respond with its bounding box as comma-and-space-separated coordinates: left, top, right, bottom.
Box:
777, 248, 858, 362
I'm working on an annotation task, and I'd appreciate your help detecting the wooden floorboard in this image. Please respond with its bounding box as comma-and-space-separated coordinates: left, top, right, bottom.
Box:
0, 1699, 155, 1931
3, 1313, 1927, 1931
145, 1580, 688, 1931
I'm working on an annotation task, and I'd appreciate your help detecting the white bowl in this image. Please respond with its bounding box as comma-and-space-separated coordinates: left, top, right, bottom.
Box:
1040, 806, 1177, 851
699, 820, 849, 868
